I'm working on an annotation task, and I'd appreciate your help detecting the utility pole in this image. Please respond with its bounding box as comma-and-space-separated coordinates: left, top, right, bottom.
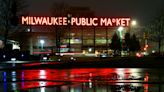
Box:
67, 14, 72, 52
81, 26, 83, 51
93, 27, 96, 53
106, 27, 108, 51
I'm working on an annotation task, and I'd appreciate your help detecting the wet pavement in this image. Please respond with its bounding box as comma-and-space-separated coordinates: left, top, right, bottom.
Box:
0, 64, 164, 92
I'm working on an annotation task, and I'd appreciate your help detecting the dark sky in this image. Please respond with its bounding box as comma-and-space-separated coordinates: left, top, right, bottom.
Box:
27, 0, 164, 25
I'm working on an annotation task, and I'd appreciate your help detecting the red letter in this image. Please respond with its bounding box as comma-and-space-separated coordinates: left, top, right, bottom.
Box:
71, 17, 76, 25
63, 17, 67, 25
76, 18, 81, 26
116, 18, 121, 26
92, 18, 98, 26
31, 17, 36, 25
58, 17, 63, 25
22, 16, 28, 25
47, 17, 53, 25
107, 18, 113, 26
34, 17, 43, 25
42, 17, 48, 25
121, 18, 126, 26
81, 18, 86, 26
125, 18, 130, 26
53, 17, 58, 25
100, 18, 107, 26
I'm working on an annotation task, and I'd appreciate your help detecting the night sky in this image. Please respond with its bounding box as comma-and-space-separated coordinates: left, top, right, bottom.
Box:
27, 0, 164, 25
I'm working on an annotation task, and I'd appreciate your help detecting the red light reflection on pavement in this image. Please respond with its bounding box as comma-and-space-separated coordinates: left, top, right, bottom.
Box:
17, 68, 147, 91
144, 72, 149, 92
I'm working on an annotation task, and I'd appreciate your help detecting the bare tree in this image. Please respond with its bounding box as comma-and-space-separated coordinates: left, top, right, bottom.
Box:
0, 0, 27, 48
51, 2, 69, 53
147, 10, 164, 55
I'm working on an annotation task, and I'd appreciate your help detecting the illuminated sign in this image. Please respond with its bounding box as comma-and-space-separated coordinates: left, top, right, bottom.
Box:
21, 16, 131, 27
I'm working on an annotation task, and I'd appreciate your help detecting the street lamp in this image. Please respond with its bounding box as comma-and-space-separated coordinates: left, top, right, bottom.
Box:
131, 20, 137, 26
40, 39, 45, 50
130, 20, 137, 35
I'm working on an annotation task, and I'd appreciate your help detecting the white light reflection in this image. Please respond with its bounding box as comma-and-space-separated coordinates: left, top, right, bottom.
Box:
129, 68, 142, 79
39, 70, 46, 79
116, 68, 125, 78
40, 81, 46, 92
115, 68, 125, 86
12, 71, 16, 76
39, 81, 46, 87
40, 87, 46, 92
89, 79, 92, 88
70, 87, 75, 92
11, 83, 17, 91
11, 71, 17, 91
11, 71, 16, 81
129, 68, 141, 73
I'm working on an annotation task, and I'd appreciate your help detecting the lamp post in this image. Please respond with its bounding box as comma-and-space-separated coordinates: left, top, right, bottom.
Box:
130, 20, 137, 35
67, 14, 72, 52
40, 39, 45, 51
118, 26, 124, 56
118, 26, 124, 39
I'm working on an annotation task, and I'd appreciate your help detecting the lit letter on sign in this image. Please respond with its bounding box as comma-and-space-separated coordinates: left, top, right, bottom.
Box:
22, 16, 29, 25
21, 16, 131, 27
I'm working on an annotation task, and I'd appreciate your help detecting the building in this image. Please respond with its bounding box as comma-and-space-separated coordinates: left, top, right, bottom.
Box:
12, 6, 135, 56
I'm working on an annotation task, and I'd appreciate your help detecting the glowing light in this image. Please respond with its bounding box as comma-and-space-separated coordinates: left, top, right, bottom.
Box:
3, 55, 6, 58
40, 70, 46, 79
144, 47, 147, 51
88, 48, 92, 52
131, 20, 137, 26
152, 50, 155, 53
40, 87, 46, 92
136, 53, 142, 57
11, 58, 16, 61
40, 40, 45, 44
145, 44, 148, 48
43, 57, 47, 60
